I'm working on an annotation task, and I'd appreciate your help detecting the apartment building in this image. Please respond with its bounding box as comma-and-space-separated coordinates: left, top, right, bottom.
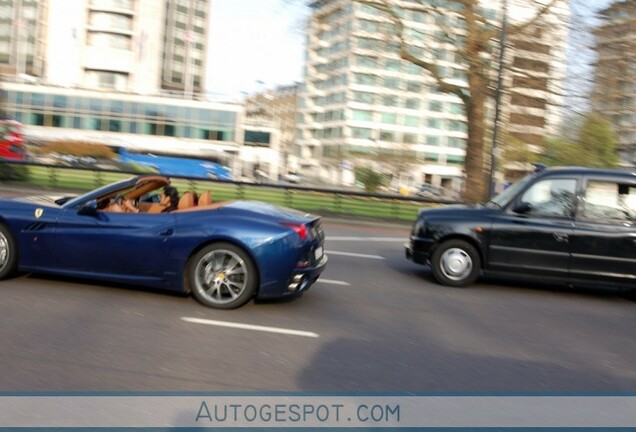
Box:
295, 0, 569, 190
592, 0, 636, 168
245, 84, 299, 176
0, 0, 210, 94
0, 0, 46, 77
0, 0, 259, 174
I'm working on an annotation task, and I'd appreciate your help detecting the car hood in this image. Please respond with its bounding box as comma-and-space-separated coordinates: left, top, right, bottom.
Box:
224, 200, 319, 223
3, 194, 74, 207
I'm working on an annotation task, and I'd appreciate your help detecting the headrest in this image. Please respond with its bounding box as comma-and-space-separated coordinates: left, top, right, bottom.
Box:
198, 191, 212, 206
178, 191, 196, 209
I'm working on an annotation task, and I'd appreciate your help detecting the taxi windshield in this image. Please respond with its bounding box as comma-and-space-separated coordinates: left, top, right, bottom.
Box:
487, 174, 536, 208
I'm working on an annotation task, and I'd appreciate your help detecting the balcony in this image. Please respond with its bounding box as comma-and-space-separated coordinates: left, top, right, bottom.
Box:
83, 47, 134, 73
89, 0, 135, 15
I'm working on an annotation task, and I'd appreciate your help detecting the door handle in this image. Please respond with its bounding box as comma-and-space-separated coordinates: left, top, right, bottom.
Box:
553, 233, 568, 243
159, 228, 174, 236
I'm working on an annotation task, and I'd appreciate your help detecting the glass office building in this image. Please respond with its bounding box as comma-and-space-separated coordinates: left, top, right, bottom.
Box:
1, 87, 237, 141
0, 82, 244, 162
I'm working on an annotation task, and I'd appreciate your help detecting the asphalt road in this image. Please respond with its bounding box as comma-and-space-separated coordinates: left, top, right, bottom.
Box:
1, 216, 636, 392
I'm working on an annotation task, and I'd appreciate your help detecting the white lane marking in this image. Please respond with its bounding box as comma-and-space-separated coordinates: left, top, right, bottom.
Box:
180, 317, 319, 338
326, 250, 385, 260
316, 279, 351, 286
328, 237, 405, 242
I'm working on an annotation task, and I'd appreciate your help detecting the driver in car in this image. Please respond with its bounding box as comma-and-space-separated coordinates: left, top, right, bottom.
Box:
102, 197, 139, 213
159, 186, 179, 213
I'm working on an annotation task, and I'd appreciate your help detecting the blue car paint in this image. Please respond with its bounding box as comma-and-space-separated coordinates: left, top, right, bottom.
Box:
0, 176, 326, 301
54, 210, 177, 276
167, 207, 308, 297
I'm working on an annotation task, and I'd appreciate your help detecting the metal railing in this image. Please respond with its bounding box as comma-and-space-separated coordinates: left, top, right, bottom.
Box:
0, 160, 461, 222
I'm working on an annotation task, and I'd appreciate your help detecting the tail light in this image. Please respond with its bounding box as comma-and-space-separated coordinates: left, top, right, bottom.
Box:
280, 222, 307, 240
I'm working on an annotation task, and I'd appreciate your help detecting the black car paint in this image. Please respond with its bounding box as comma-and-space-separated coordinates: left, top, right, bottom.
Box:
406, 167, 636, 288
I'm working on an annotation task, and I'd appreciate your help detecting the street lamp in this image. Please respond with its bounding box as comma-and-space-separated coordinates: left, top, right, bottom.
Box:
488, 0, 509, 199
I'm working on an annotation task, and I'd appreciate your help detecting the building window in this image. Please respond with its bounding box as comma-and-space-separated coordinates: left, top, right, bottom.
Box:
86, 70, 128, 90
357, 37, 380, 50
381, 113, 397, 124
385, 59, 402, 72
403, 133, 417, 144
405, 98, 420, 109
449, 120, 467, 132
353, 91, 375, 104
429, 101, 443, 112
90, 12, 133, 31
383, 77, 401, 89
446, 154, 466, 165
355, 55, 378, 68
427, 118, 443, 129
108, 119, 121, 132
450, 103, 464, 115
382, 95, 399, 107
406, 81, 422, 92
88, 32, 131, 50
426, 136, 441, 146
244, 130, 270, 146
355, 73, 376, 85
352, 109, 374, 121
448, 137, 466, 148
379, 130, 395, 142
351, 127, 373, 139
404, 115, 419, 127
425, 153, 440, 162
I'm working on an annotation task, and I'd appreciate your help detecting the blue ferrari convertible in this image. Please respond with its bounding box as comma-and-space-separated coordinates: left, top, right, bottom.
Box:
0, 175, 327, 309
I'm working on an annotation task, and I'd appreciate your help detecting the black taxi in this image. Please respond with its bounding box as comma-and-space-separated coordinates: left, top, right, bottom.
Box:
405, 167, 636, 289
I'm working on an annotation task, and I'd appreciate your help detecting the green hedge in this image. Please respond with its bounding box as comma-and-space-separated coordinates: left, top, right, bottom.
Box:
13, 165, 436, 222
0, 162, 30, 181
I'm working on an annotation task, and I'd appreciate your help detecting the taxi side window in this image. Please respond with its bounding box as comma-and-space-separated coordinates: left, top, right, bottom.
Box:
520, 178, 577, 217
581, 181, 635, 223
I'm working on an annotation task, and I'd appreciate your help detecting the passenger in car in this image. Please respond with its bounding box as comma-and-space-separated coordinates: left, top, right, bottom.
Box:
160, 186, 180, 213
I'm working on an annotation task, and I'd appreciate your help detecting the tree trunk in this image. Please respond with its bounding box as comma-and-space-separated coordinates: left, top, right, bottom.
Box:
463, 73, 488, 203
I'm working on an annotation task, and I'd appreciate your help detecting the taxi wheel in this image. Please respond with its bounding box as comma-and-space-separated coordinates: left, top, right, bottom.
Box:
431, 239, 480, 287
0, 224, 18, 280
187, 242, 257, 309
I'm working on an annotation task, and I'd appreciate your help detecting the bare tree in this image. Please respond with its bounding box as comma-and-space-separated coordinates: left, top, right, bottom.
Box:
355, 0, 562, 202
564, 0, 610, 117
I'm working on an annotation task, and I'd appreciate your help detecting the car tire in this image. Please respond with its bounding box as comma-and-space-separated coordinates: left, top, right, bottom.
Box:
0, 223, 18, 280
431, 239, 480, 287
187, 242, 257, 309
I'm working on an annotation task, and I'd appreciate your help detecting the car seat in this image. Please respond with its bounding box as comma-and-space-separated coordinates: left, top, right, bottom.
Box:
178, 191, 196, 210
198, 191, 212, 206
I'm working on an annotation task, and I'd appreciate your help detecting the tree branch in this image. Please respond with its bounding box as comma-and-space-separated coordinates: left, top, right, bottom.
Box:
358, 0, 470, 103
508, 0, 563, 35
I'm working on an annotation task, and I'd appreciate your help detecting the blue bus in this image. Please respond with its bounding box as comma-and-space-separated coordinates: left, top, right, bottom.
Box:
118, 148, 232, 181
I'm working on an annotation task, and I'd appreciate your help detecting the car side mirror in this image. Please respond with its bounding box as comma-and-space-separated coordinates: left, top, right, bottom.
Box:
78, 200, 98, 216
513, 202, 533, 214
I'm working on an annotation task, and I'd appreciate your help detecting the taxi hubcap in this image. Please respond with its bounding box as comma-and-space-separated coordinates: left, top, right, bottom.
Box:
439, 247, 472, 281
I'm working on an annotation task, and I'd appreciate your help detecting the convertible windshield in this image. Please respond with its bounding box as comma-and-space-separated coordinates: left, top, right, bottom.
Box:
487, 174, 536, 209
62, 177, 136, 208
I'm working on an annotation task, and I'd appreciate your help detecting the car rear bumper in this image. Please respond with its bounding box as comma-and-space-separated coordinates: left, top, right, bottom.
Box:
258, 254, 328, 299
